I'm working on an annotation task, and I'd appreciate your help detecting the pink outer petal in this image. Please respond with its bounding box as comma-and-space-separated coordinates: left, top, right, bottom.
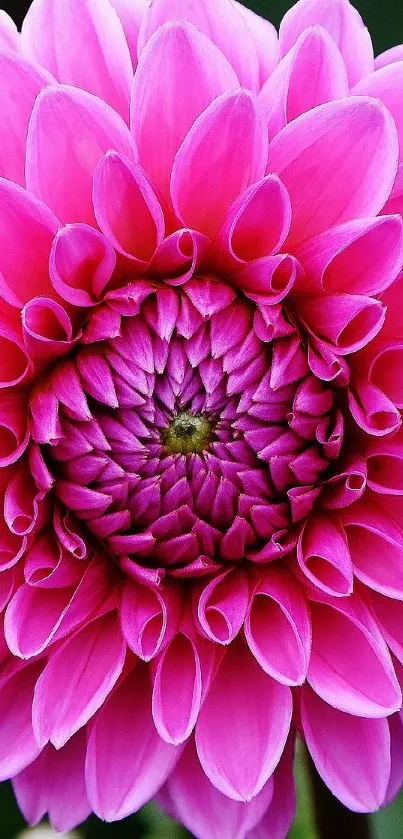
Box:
295, 215, 403, 296
369, 591, 403, 665
32, 611, 126, 749
279, 0, 374, 86
21, 0, 133, 121
245, 568, 311, 686
235, 2, 279, 87
131, 20, 239, 211
86, 663, 181, 821
269, 97, 398, 248
260, 26, 348, 138
301, 685, 391, 812
247, 738, 296, 839
375, 44, 403, 69
93, 151, 165, 264
26, 85, 137, 226
385, 714, 403, 806
353, 62, 403, 161
13, 731, 91, 833
0, 50, 52, 187
168, 740, 274, 839
383, 163, 403, 216
0, 661, 43, 780
0, 11, 18, 50
307, 593, 402, 718
152, 632, 203, 745
195, 638, 292, 802
0, 178, 60, 307
109, 0, 147, 68
120, 577, 182, 661
215, 175, 291, 270
138, 0, 259, 90
171, 90, 268, 238
50, 223, 116, 307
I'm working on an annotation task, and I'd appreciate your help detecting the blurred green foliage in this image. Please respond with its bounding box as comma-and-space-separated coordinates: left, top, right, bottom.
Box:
2, 1, 403, 838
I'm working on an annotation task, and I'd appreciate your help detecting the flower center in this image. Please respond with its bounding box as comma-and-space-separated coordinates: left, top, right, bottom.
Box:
163, 412, 213, 454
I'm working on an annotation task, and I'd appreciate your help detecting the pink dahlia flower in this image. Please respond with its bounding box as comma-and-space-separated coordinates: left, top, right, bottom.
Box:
1, 0, 403, 835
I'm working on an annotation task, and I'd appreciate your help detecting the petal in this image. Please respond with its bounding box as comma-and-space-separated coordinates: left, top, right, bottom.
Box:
26, 85, 136, 225
269, 97, 398, 248
354, 62, 403, 161
0, 50, 51, 187
32, 611, 126, 748
247, 739, 296, 839
168, 741, 274, 839
295, 215, 403, 296
260, 26, 348, 138
235, 2, 279, 86
301, 685, 390, 812
120, 577, 181, 661
307, 593, 401, 717
131, 20, 239, 209
138, 0, 259, 90
86, 663, 181, 821
279, 0, 374, 86
109, 0, 147, 68
13, 731, 91, 832
196, 638, 292, 802
0, 11, 18, 50
21, 0, 133, 120
0, 662, 43, 780
297, 293, 385, 355
152, 632, 202, 745
195, 568, 250, 646
171, 90, 268, 238
0, 179, 60, 307
297, 513, 353, 597
50, 223, 116, 307
93, 151, 164, 264
376, 44, 403, 70
245, 568, 311, 685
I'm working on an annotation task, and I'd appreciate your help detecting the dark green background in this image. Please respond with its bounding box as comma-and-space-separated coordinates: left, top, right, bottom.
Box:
2, 1, 403, 837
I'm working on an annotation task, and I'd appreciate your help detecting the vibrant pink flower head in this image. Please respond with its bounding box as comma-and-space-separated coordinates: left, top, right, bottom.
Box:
1, 0, 403, 835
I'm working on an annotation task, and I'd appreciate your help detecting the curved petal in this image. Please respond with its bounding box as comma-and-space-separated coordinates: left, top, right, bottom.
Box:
120, 577, 181, 661
32, 611, 126, 748
279, 0, 374, 86
297, 293, 385, 355
131, 20, 239, 210
109, 0, 147, 68
26, 85, 136, 225
0, 11, 18, 50
21, 0, 133, 120
0, 662, 43, 781
245, 568, 311, 685
269, 97, 398, 248
138, 0, 259, 90
171, 90, 268, 238
93, 151, 164, 265
152, 632, 202, 745
196, 638, 292, 802
354, 62, 403, 161
261, 26, 348, 138
195, 568, 250, 646
168, 741, 274, 839
86, 663, 181, 821
301, 685, 390, 812
307, 593, 401, 717
50, 223, 116, 307
376, 44, 403, 69
297, 513, 353, 597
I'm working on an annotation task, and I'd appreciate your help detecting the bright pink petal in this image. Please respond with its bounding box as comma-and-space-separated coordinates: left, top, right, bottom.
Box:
0, 662, 43, 780
245, 568, 311, 685
26, 85, 136, 225
354, 62, 403, 161
93, 151, 164, 265
375, 44, 403, 69
21, 0, 133, 120
297, 513, 353, 597
171, 90, 268, 238
109, 0, 147, 68
0, 50, 51, 187
169, 741, 274, 839
261, 26, 348, 137
50, 223, 116, 307
269, 97, 398, 247
131, 20, 239, 210
247, 739, 296, 839
0, 179, 59, 307
120, 577, 181, 661
0, 11, 18, 50
279, 0, 374, 86
296, 215, 403, 296
196, 638, 292, 802
13, 731, 91, 832
235, 2, 279, 86
301, 686, 391, 812
86, 663, 181, 821
152, 632, 202, 745
32, 612, 126, 748
308, 593, 401, 717
196, 568, 250, 646
138, 0, 259, 90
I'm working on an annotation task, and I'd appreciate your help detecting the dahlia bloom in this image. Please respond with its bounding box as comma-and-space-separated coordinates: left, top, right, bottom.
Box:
1, 0, 403, 835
